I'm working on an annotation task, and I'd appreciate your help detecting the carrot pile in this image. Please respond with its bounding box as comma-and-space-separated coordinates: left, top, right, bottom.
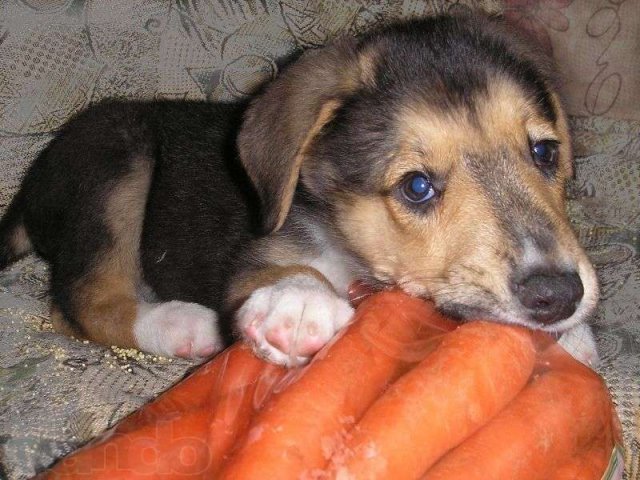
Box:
40, 291, 623, 480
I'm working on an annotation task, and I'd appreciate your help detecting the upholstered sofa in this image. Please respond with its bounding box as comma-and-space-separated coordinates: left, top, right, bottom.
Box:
0, 1, 638, 478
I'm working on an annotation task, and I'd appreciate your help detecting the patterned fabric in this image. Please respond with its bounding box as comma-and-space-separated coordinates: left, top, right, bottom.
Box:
569, 115, 640, 480
505, 0, 640, 122
0, 1, 637, 479
0, 257, 196, 478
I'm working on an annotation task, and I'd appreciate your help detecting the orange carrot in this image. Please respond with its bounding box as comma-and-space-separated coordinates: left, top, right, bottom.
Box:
39, 291, 621, 480
550, 444, 612, 480
42, 344, 285, 479
43, 409, 212, 479
206, 354, 286, 475
421, 369, 611, 480
331, 321, 537, 480
114, 343, 256, 435
216, 291, 456, 480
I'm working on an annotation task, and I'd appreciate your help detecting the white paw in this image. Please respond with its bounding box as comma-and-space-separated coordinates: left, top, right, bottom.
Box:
558, 323, 600, 368
237, 275, 354, 366
133, 301, 224, 359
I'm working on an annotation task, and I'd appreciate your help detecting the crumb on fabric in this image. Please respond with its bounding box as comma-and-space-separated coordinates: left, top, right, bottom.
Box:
109, 345, 172, 363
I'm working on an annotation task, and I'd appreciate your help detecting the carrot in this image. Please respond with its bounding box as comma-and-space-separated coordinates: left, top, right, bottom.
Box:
421, 369, 611, 480
550, 444, 612, 480
40, 291, 621, 480
206, 355, 287, 475
114, 343, 257, 435
43, 409, 212, 479
216, 291, 456, 480
331, 321, 537, 480
42, 344, 286, 479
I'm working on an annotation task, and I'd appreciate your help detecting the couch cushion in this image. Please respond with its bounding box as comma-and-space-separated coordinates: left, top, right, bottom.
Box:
1, 1, 638, 478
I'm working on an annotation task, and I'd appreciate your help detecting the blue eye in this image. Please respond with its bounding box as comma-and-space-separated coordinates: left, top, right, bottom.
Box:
401, 173, 436, 204
531, 140, 559, 169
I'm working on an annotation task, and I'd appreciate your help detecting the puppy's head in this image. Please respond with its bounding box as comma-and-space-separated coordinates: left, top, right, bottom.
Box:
238, 13, 599, 333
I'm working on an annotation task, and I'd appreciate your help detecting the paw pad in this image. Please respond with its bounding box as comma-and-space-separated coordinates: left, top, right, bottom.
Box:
236, 275, 354, 366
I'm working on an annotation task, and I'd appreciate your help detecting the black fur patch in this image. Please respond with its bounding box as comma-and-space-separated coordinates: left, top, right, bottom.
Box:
5, 101, 258, 339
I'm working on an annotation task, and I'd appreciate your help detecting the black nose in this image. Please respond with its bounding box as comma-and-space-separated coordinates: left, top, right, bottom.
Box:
512, 271, 584, 325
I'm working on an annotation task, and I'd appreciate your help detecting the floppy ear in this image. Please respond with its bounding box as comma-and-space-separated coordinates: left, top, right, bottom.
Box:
238, 38, 370, 233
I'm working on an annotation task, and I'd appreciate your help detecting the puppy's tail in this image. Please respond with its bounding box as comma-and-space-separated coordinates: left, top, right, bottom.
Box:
0, 192, 32, 270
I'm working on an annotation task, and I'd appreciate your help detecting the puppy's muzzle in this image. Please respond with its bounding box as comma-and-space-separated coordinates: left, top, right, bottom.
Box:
511, 270, 584, 325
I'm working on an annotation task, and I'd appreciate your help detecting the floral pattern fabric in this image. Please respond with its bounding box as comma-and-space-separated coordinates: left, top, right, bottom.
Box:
505, 0, 640, 121
0, 1, 638, 479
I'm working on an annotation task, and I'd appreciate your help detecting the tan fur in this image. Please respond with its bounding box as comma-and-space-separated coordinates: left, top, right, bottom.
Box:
9, 223, 32, 257
227, 264, 335, 312
50, 303, 82, 338
336, 184, 509, 301
544, 91, 594, 265
479, 80, 587, 268
356, 46, 380, 88
55, 158, 152, 348
272, 99, 344, 231
71, 273, 139, 347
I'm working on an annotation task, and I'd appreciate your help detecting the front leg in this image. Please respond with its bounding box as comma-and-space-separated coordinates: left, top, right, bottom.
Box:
231, 266, 354, 366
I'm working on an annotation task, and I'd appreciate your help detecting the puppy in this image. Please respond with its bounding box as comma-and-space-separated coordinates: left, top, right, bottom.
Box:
0, 13, 599, 367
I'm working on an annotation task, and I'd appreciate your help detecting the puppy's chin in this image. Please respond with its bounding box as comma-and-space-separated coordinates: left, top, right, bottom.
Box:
433, 297, 594, 334
431, 300, 521, 327
434, 302, 495, 323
